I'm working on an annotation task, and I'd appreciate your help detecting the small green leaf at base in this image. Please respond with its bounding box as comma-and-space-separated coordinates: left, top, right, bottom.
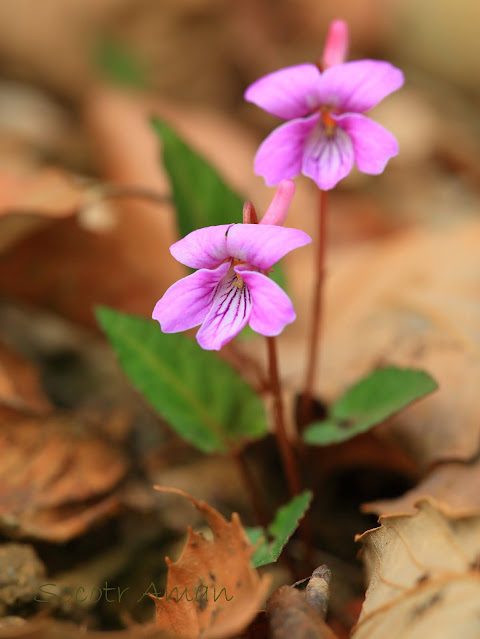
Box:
96, 307, 267, 453
246, 491, 312, 568
303, 366, 438, 446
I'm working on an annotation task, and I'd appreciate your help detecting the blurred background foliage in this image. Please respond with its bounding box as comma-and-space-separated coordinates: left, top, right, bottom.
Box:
0, 0, 479, 104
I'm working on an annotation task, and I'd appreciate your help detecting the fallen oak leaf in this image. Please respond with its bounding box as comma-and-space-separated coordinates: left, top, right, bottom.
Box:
352, 498, 480, 639
152, 486, 271, 639
0, 406, 127, 542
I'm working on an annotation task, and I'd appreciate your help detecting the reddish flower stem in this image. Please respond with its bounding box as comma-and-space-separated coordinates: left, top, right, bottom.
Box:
231, 448, 269, 529
266, 336, 302, 497
301, 189, 328, 424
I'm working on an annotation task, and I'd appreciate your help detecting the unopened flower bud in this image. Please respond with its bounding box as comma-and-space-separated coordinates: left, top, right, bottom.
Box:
322, 19, 349, 69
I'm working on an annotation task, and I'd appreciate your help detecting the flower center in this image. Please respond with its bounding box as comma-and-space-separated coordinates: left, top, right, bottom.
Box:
231, 259, 245, 288
232, 274, 244, 289
321, 108, 337, 137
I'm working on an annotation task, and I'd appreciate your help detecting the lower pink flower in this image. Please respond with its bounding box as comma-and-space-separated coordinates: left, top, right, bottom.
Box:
153, 222, 311, 350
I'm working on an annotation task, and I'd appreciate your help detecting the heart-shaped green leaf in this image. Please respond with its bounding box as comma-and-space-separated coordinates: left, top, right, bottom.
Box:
97, 307, 267, 453
304, 366, 438, 446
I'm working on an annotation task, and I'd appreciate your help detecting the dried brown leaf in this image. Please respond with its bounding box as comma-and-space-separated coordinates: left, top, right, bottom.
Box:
364, 458, 480, 518
0, 90, 182, 327
152, 486, 271, 639
0, 342, 50, 413
0, 168, 85, 253
0, 406, 127, 541
353, 498, 480, 639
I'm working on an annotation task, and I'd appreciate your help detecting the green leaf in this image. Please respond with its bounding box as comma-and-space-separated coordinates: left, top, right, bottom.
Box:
150, 118, 285, 291
94, 36, 146, 89
151, 117, 244, 237
96, 307, 267, 453
246, 491, 312, 568
303, 366, 438, 446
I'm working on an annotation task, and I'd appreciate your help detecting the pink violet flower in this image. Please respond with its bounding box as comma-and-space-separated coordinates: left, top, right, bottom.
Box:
152, 187, 311, 351
244, 32, 404, 190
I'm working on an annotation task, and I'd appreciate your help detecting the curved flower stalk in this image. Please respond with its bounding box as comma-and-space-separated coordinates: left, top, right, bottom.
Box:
153, 184, 311, 351
244, 23, 404, 190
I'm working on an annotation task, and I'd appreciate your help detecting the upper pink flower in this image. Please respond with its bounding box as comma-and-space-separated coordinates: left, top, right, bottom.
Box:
245, 40, 404, 190
152, 191, 311, 351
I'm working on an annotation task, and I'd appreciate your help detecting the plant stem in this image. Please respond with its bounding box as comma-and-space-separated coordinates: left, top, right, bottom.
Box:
266, 336, 302, 497
301, 189, 328, 424
231, 448, 269, 529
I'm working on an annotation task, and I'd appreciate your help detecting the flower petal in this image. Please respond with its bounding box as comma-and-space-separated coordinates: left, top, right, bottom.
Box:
170, 224, 232, 269
260, 179, 295, 226
336, 113, 399, 174
152, 262, 230, 333
254, 115, 319, 186
237, 268, 296, 336
316, 60, 404, 113
302, 123, 354, 189
196, 269, 252, 350
226, 223, 311, 270
244, 64, 322, 119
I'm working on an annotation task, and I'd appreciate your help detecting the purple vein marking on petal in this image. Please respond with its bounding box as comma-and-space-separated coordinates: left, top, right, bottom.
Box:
238, 268, 295, 336
302, 122, 354, 190
213, 275, 238, 323
214, 276, 249, 330
196, 270, 252, 350
152, 261, 230, 333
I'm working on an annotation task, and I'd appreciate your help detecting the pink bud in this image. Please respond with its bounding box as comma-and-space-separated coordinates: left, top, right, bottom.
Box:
322, 19, 349, 69
260, 179, 296, 226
